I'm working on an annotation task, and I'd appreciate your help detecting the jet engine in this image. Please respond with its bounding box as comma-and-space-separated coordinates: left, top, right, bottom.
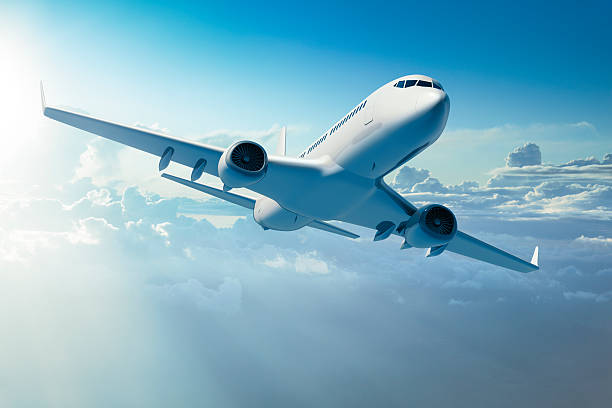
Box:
218, 141, 268, 188
401, 204, 457, 248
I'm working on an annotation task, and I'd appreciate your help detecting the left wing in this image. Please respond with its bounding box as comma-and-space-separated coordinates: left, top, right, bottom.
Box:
41, 83, 224, 176
446, 231, 539, 273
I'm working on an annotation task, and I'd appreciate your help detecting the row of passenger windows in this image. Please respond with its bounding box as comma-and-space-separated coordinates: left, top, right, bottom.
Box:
331, 100, 366, 135
394, 79, 444, 90
299, 100, 367, 157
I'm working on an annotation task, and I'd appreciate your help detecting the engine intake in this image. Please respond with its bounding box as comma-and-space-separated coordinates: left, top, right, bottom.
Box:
424, 205, 455, 236
218, 141, 268, 187
230, 141, 267, 172
402, 204, 457, 248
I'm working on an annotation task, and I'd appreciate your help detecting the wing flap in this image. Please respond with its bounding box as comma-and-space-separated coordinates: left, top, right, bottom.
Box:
446, 231, 539, 273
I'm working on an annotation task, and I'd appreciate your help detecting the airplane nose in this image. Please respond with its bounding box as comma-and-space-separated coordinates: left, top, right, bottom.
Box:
416, 90, 450, 117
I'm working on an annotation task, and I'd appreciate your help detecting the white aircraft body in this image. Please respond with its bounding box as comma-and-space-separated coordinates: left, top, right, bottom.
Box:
41, 75, 539, 272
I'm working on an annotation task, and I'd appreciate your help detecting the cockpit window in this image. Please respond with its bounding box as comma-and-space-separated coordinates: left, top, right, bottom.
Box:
395, 79, 418, 88
417, 80, 432, 87
432, 81, 443, 90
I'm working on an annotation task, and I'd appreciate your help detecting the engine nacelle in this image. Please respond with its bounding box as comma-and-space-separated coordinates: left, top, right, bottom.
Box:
402, 204, 457, 248
218, 141, 268, 188
254, 197, 312, 231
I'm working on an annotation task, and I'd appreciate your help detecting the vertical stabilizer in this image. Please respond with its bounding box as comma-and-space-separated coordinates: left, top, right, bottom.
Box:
40, 81, 46, 113
276, 126, 286, 156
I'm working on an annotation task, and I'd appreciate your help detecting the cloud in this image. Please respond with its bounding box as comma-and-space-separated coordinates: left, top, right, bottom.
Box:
392, 166, 430, 190
295, 251, 330, 275
563, 290, 612, 303
575, 235, 612, 245
505, 143, 542, 167
153, 277, 242, 314
448, 298, 472, 306
263, 254, 292, 269
2, 119, 612, 407
562, 156, 601, 167
392, 144, 612, 223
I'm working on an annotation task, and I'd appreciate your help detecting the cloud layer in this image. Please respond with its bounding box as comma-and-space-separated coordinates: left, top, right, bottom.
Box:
1, 132, 611, 407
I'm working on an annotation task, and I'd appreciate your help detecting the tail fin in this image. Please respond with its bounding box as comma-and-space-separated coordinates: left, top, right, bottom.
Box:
40, 81, 46, 113
276, 126, 286, 156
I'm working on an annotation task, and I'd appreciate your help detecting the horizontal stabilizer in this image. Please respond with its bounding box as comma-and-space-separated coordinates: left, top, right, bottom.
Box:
446, 231, 539, 273
161, 173, 256, 209
309, 220, 359, 239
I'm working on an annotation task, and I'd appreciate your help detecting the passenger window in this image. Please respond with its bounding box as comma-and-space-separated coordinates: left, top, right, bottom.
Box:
405, 79, 417, 87
417, 80, 432, 87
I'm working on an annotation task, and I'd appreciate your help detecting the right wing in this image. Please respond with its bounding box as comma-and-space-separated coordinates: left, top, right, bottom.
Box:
41, 83, 224, 176
446, 231, 539, 273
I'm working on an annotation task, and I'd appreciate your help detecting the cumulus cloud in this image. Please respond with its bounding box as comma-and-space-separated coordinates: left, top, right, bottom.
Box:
505, 143, 542, 167
562, 156, 601, 167
2, 121, 612, 407
295, 251, 330, 275
392, 166, 430, 190
392, 144, 612, 224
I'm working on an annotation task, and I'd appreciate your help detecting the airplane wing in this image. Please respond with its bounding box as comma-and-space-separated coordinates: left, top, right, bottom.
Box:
446, 231, 539, 273
41, 83, 224, 177
161, 173, 359, 239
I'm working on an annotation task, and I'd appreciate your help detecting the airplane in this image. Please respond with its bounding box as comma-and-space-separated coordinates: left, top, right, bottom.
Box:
40, 74, 539, 273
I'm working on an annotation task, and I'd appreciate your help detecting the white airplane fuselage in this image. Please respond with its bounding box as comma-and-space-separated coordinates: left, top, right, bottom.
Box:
254, 74, 450, 232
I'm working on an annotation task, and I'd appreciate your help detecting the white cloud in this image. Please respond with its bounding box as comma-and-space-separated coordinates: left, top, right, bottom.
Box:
2, 114, 612, 406
575, 235, 612, 245
154, 278, 242, 314
295, 251, 330, 275
505, 143, 542, 167
563, 290, 612, 303
448, 298, 472, 306
264, 254, 292, 269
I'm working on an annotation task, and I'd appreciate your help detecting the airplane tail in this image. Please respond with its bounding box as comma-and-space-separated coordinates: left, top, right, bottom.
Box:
276, 126, 286, 156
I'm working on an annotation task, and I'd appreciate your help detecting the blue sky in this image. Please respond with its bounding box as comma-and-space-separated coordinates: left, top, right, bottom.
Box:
5, 0, 612, 183
1, 1, 612, 406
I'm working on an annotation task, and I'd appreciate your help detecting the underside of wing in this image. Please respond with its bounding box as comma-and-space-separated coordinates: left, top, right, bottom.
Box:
161, 173, 257, 209
41, 83, 224, 177
162, 173, 359, 239
308, 220, 359, 239
446, 231, 539, 273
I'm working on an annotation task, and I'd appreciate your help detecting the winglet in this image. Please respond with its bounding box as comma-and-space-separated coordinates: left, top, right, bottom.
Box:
40, 81, 46, 113
531, 246, 539, 267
